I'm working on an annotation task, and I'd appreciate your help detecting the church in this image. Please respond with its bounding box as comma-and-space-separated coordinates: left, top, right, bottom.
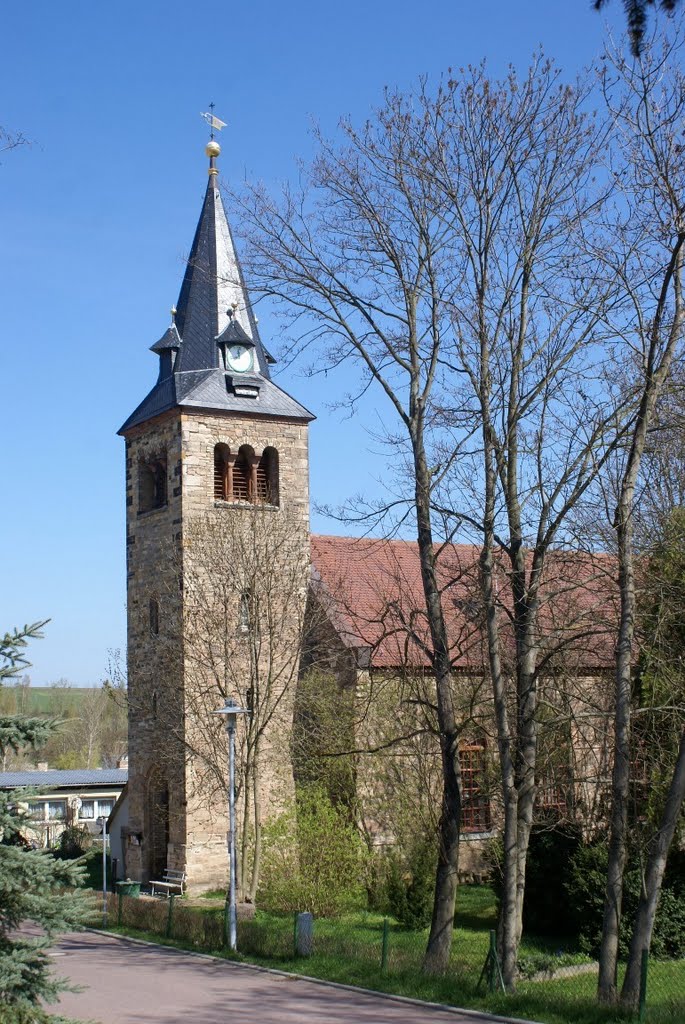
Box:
119, 138, 616, 892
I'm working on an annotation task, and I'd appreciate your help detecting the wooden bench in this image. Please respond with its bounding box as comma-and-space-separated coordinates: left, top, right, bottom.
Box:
150, 870, 186, 897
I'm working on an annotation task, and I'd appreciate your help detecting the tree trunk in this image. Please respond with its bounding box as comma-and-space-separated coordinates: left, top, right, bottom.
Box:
598, 230, 684, 1003
412, 442, 462, 976
248, 757, 262, 903
597, 529, 633, 1002
621, 728, 685, 1009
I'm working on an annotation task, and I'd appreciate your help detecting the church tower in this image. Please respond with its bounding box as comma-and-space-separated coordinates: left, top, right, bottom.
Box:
119, 137, 314, 890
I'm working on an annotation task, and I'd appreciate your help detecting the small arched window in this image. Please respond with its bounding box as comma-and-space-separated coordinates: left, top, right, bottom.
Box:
213, 443, 232, 500
139, 455, 167, 513
257, 447, 279, 505
239, 591, 251, 632
149, 598, 159, 636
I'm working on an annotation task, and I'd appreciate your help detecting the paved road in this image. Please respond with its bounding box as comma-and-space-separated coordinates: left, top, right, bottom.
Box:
47, 931, 524, 1024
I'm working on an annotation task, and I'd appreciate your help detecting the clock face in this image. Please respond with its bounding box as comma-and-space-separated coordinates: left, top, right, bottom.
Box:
226, 344, 253, 373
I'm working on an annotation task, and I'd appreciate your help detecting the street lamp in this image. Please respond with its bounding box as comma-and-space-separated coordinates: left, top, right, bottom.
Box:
212, 695, 250, 950
98, 814, 108, 928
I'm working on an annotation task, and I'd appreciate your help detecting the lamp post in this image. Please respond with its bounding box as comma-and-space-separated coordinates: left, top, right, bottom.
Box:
98, 814, 108, 928
212, 696, 250, 950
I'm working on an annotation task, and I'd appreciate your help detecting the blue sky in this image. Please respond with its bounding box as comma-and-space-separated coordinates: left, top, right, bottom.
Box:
1, 1, 626, 685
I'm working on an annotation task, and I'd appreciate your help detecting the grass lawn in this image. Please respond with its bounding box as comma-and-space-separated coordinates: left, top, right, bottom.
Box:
105, 885, 684, 1024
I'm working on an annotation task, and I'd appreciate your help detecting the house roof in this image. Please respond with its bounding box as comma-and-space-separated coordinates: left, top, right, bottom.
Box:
0, 769, 128, 789
310, 535, 618, 672
119, 149, 314, 434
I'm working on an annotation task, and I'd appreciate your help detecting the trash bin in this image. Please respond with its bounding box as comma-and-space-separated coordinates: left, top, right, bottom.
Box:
116, 880, 141, 898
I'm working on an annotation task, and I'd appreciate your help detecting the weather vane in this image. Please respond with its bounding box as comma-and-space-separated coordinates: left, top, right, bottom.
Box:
201, 102, 227, 140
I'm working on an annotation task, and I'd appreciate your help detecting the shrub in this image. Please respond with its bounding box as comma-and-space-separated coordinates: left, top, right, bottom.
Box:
257, 785, 367, 917
383, 836, 436, 929
489, 827, 685, 959
565, 840, 685, 960
54, 825, 92, 859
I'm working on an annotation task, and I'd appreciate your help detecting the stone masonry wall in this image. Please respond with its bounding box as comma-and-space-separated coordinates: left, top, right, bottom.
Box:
125, 406, 310, 892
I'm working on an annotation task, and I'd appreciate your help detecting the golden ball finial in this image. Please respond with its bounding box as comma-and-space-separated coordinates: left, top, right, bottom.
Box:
205, 140, 221, 159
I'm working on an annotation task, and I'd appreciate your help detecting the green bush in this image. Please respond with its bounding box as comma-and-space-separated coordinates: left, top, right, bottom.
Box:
53, 825, 92, 859
565, 840, 685, 960
486, 825, 583, 938
489, 827, 685, 960
257, 785, 367, 917
383, 836, 436, 930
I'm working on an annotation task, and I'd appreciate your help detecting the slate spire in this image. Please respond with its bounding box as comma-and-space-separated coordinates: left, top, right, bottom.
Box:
118, 141, 314, 435
174, 140, 271, 378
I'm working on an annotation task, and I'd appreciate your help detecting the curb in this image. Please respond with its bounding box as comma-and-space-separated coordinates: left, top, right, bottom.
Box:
89, 928, 542, 1024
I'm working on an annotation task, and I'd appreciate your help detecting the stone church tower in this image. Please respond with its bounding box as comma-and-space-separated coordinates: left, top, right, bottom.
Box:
119, 139, 314, 890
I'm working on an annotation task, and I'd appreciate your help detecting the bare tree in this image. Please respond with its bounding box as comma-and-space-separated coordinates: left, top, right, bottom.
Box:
592, 30, 685, 1003
231, 59, 630, 978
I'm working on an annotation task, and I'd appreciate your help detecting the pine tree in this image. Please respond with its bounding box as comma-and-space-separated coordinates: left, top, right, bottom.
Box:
0, 622, 92, 1023
593, 0, 682, 56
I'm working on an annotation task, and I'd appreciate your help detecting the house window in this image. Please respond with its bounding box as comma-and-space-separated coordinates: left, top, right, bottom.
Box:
460, 744, 491, 833
77, 798, 114, 821
27, 801, 45, 821
47, 800, 67, 821
139, 454, 167, 512
149, 598, 159, 636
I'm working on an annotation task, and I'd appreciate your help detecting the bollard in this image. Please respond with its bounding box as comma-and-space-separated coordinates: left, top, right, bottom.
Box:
381, 917, 389, 973
295, 912, 314, 957
166, 894, 175, 939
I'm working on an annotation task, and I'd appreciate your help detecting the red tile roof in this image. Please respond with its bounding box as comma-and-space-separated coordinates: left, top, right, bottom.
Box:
310, 535, 618, 672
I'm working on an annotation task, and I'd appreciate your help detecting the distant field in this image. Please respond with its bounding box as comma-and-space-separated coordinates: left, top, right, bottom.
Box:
0, 686, 103, 714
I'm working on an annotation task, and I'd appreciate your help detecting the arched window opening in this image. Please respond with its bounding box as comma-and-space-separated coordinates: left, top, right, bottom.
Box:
233, 445, 254, 502
149, 598, 159, 636
139, 455, 167, 513
213, 443, 232, 500
258, 447, 280, 505
459, 742, 491, 833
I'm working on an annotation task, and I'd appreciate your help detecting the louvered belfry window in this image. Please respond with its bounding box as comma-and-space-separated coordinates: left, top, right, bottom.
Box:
260, 447, 279, 505
460, 743, 491, 833
233, 446, 252, 502
214, 444, 231, 500
213, 444, 279, 505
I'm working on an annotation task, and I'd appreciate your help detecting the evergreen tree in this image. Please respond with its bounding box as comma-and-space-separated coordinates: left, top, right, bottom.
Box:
593, 0, 682, 56
0, 622, 91, 1023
